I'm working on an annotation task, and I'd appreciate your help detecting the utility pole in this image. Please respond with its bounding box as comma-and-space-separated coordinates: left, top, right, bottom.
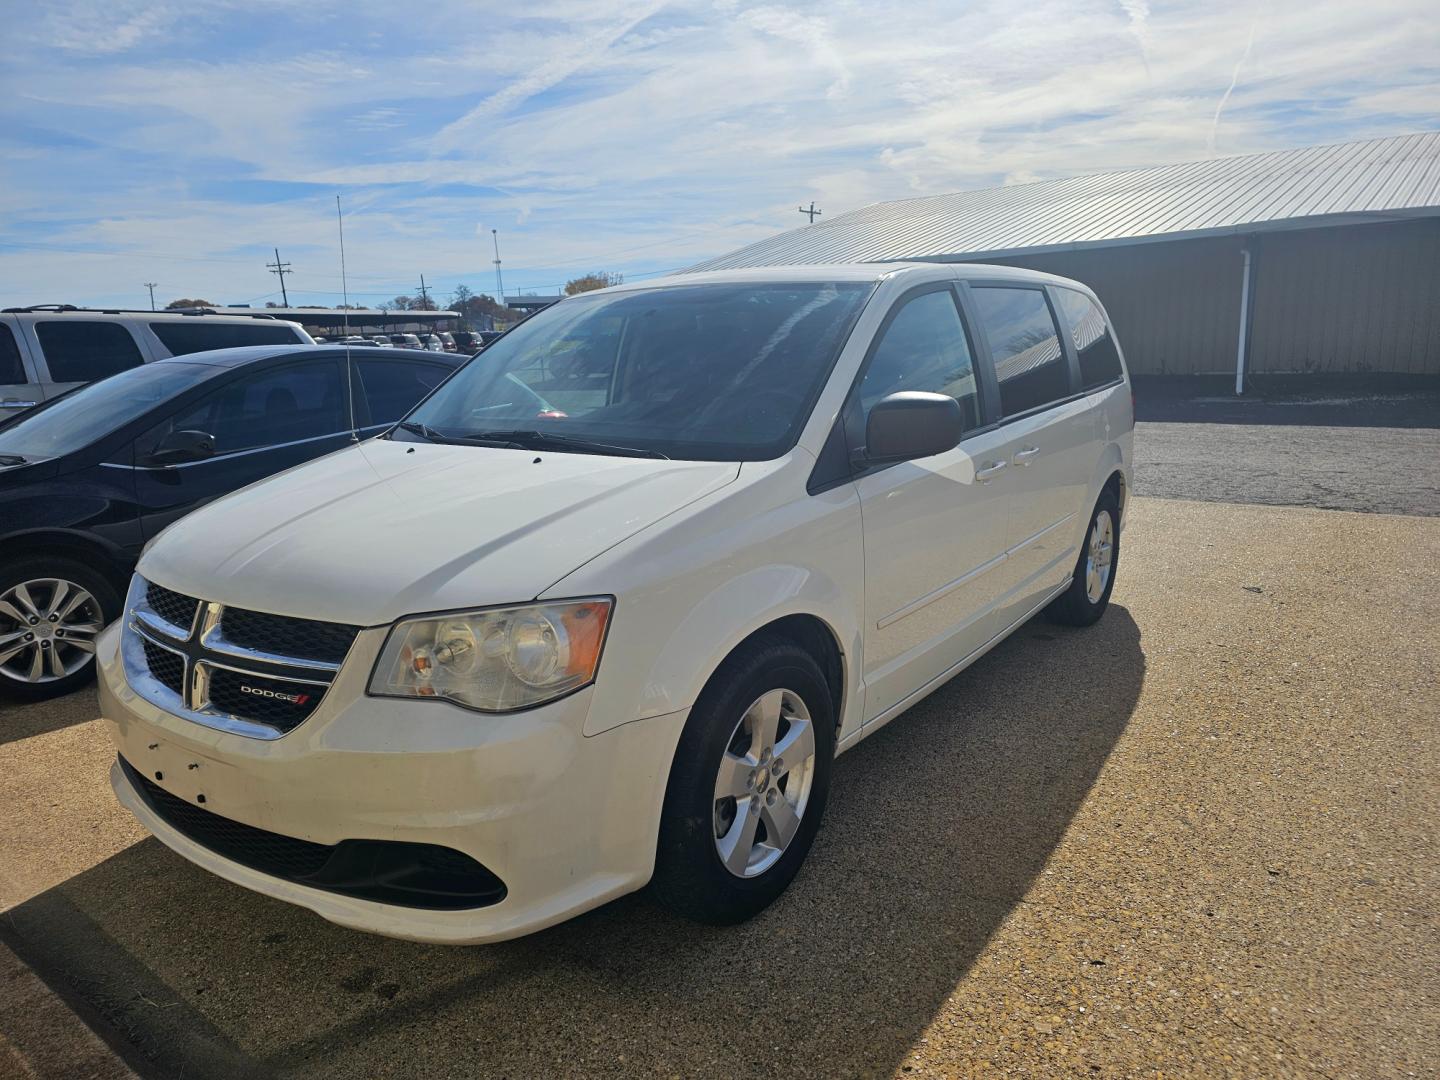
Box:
798, 201, 823, 224
143, 282, 158, 310
492, 229, 505, 306
416, 274, 431, 309
266, 248, 293, 306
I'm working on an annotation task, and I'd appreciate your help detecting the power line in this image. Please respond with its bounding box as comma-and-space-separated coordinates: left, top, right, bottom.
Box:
265, 248, 293, 306
416, 273, 431, 309
143, 282, 158, 310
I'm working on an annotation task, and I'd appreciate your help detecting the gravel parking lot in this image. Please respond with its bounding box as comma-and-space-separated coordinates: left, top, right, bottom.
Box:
3, 495, 1436, 1079
1133, 389, 1440, 516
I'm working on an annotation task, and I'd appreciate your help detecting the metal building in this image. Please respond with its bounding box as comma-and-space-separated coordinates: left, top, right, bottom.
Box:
691, 132, 1440, 387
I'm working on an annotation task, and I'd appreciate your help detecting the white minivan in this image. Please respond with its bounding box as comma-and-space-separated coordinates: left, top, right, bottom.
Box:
97, 263, 1133, 943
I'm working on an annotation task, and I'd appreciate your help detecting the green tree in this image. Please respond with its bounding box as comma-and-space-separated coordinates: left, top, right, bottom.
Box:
165, 298, 216, 309
564, 271, 623, 296
388, 296, 413, 310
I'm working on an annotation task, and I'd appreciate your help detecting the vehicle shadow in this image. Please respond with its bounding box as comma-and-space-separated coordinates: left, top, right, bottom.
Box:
0, 686, 98, 746
3, 608, 1144, 1080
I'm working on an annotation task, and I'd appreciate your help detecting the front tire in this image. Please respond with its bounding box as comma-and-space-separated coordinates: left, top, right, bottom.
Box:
1046, 489, 1120, 627
0, 557, 120, 702
651, 637, 835, 925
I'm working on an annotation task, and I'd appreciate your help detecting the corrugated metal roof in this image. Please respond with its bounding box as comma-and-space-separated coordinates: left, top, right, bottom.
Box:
691, 131, 1440, 271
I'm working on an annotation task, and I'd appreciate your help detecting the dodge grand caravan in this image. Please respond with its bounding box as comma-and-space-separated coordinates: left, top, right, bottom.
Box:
98, 263, 1133, 943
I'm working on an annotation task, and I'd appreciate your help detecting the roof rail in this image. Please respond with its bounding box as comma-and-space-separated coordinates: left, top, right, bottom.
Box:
0, 305, 280, 320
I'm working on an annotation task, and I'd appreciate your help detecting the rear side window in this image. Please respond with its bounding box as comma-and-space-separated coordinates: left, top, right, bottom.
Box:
35, 321, 144, 383
0, 325, 24, 384
356, 358, 448, 424
158, 360, 346, 454
1055, 289, 1123, 389
858, 289, 980, 432
971, 287, 1070, 418
149, 321, 304, 356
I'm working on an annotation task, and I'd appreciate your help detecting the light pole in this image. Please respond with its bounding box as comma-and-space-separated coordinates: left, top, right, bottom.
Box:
492, 229, 505, 306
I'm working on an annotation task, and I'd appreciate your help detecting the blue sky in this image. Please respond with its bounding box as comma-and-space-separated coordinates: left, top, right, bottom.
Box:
1, 0, 1436, 310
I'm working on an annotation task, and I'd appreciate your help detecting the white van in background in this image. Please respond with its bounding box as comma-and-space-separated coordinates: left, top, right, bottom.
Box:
0, 306, 313, 417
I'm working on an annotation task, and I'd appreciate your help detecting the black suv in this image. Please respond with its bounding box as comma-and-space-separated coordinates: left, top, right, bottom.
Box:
0, 345, 461, 700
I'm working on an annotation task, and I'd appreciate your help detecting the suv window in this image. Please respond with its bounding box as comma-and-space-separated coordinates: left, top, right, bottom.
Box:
858, 289, 979, 431
149, 321, 303, 356
0, 325, 24, 384
35, 321, 145, 383
971, 287, 1070, 418
152, 359, 346, 455
356, 358, 448, 425
1055, 289, 1123, 390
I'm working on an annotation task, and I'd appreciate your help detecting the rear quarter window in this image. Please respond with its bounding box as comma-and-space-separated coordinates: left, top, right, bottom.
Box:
35, 321, 145, 382
149, 321, 305, 356
1055, 289, 1124, 390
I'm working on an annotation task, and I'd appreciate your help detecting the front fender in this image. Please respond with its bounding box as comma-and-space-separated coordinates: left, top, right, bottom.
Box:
622, 563, 861, 739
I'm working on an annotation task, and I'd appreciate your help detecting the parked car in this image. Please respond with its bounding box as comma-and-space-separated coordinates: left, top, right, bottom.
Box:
418, 333, 446, 352
0, 345, 460, 701
388, 333, 424, 350
452, 330, 481, 352
0, 306, 313, 420
475, 330, 504, 349
98, 263, 1132, 942
435, 332, 458, 352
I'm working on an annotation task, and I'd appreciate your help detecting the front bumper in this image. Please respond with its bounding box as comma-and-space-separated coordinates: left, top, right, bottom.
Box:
98, 622, 688, 944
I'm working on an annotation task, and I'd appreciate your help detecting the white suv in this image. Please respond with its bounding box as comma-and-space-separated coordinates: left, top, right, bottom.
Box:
98, 263, 1133, 943
0, 306, 312, 417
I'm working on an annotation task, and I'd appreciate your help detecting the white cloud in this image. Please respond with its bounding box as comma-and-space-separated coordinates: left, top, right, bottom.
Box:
1, 0, 1437, 307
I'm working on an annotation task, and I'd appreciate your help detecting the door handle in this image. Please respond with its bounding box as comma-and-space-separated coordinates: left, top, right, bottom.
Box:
1013, 445, 1040, 466
1, 399, 39, 409
975, 460, 1008, 483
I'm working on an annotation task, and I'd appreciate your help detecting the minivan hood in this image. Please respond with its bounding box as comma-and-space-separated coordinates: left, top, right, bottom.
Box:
140, 439, 740, 625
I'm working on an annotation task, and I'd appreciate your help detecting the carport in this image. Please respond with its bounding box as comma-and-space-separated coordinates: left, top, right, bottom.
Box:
691, 131, 1440, 391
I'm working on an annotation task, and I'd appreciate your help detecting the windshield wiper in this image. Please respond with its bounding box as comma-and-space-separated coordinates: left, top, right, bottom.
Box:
0, 454, 26, 466
463, 430, 668, 460
393, 420, 442, 442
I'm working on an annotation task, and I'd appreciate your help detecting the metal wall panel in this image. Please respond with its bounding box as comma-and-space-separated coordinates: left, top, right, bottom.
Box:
966, 220, 1440, 376
978, 237, 1246, 376
1247, 218, 1440, 374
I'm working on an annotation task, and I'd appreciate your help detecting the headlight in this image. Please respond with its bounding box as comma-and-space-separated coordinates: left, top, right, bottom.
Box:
368, 598, 612, 712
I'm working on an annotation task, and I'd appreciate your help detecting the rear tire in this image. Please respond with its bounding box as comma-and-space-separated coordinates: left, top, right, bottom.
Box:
0, 556, 121, 702
1045, 488, 1120, 627
651, 637, 835, 925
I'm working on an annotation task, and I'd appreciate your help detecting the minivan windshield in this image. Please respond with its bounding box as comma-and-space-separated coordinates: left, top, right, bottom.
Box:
399, 281, 873, 461
0, 361, 214, 461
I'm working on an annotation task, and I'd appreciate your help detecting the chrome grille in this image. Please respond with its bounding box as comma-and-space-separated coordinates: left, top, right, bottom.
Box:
219, 607, 359, 666
141, 638, 185, 696
143, 581, 199, 634
121, 575, 352, 740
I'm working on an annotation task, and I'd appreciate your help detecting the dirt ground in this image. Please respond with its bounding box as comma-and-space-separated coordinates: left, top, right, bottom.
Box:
2, 496, 1437, 1078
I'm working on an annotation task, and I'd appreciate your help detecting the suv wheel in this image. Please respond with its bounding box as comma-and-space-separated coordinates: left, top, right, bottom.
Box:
651, 638, 835, 924
0, 557, 119, 702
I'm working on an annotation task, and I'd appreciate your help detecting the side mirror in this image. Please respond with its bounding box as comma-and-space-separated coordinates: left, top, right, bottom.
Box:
149, 429, 215, 465
864, 391, 962, 464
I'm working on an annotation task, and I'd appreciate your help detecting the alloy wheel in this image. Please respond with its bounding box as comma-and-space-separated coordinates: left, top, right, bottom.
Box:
1085, 509, 1115, 603
0, 579, 104, 684
712, 688, 818, 878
